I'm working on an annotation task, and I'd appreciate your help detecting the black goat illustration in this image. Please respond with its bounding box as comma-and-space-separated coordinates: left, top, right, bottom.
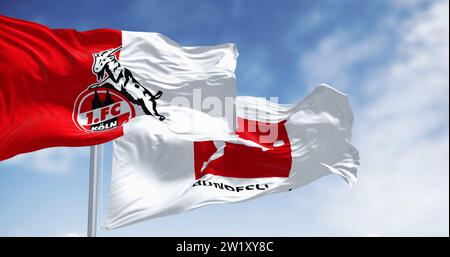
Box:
88, 46, 165, 121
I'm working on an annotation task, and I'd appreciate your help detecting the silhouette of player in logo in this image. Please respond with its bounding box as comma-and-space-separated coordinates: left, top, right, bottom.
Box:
88, 46, 165, 121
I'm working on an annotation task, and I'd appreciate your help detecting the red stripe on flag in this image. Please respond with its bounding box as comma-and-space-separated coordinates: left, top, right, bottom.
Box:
0, 15, 123, 160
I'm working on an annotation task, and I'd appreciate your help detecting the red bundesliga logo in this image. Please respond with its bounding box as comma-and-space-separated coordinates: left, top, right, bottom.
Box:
194, 117, 292, 179
72, 89, 136, 132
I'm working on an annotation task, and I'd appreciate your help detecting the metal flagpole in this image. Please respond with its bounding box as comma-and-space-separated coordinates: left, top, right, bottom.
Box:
87, 144, 102, 237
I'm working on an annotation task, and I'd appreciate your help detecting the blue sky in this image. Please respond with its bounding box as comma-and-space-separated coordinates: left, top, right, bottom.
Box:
0, 0, 448, 236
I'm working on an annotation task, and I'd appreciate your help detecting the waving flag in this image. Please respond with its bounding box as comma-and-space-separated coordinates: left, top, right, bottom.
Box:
0, 15, 237, 161
106, 85, 360, 229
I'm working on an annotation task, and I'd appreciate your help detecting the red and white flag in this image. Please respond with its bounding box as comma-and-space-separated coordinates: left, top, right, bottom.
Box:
0, 15, 237, 160
106, 85, 360, 229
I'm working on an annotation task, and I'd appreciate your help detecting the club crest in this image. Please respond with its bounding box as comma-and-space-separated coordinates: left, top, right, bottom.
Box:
73, 46, 165, 132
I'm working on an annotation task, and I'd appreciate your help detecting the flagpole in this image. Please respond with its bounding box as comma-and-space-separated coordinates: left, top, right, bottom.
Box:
87, 145, 102, 237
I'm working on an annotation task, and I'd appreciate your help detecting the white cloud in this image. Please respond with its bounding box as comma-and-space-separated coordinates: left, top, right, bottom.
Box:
285, 9, 329, 42
62, 233, 83, 237
393, 0, 423, 8
299, 28, 387, 92
299, 0, 449, 236
237, 46, 274, 93
2, 147, 89, 175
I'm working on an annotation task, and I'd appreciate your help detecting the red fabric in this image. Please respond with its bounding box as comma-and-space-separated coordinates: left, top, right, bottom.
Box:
194, 117, 292, 179
0, 15, 123, 160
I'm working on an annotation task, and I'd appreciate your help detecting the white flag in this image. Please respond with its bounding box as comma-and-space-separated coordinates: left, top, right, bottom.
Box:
105, 85, 360, 229
118, 31, 237, 116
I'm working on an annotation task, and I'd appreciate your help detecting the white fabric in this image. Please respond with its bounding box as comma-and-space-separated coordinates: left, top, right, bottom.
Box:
105, 85, 360, 229
118, 30, 240, 140
121, 31, 237, 121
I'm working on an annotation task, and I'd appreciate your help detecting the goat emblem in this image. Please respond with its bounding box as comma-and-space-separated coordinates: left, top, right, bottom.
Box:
88, 46, 165, 121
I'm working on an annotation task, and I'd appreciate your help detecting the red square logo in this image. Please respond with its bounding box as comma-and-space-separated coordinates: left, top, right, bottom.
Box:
194, 117, 292, 179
